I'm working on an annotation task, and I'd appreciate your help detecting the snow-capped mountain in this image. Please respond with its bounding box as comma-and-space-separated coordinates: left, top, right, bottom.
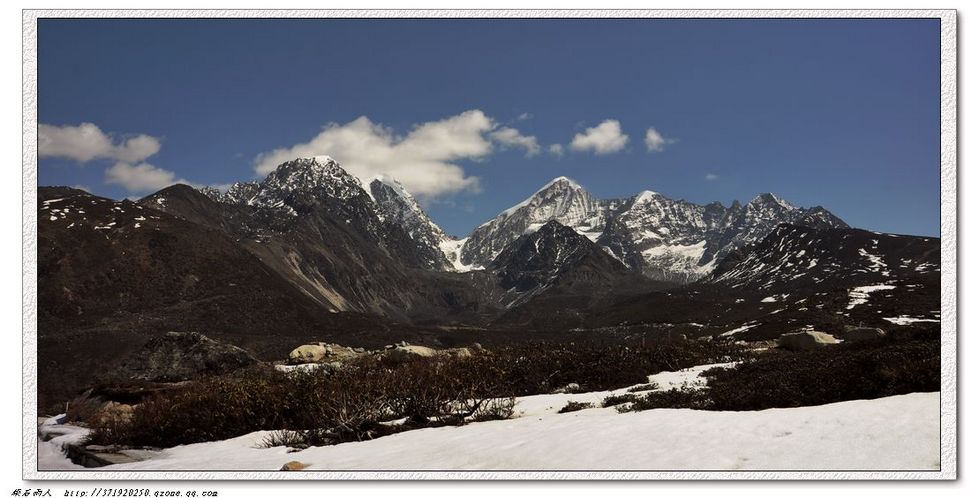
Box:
139, 157, 493, 320
462, 177, 618, 266
460, 177, 849, 283
187, 156, 452, 271
369, 176, 452, 270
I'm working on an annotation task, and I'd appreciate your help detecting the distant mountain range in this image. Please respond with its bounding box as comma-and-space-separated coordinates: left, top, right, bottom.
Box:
460, 176, 848, 282
36, 156, 940, 412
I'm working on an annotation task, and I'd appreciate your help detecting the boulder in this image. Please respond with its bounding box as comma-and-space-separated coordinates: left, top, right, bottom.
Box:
287, 342, 364, 365
442, 347, 473, 358
777, 330, 840, 351
381, 344, 438, 362
280, 461, 311, 471
838, 326, 886, 343
107, 332, 259, 383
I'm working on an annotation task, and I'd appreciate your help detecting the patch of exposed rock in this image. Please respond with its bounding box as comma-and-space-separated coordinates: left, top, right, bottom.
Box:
107, 331, 259, 383
285, 340, 477, 366
837, 326, 887, 343
287, 342, 367, 364
777, 330, 841, 351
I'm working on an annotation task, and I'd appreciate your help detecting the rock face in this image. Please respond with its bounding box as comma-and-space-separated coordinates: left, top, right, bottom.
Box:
369, 176, 453, 271
777, 330, 840, 351
287, 343, 365, 365
109, 332, 259, 383
490, 220, 636, 307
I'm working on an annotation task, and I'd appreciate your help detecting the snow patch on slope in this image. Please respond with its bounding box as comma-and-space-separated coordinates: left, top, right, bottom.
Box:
846, 284, 896, 310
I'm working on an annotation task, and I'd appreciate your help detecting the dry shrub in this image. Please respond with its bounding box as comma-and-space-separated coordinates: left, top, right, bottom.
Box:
85, 340, 748, 448
601, 393, 639, 408
701, 338, 939, 411
558, 401, 595, 413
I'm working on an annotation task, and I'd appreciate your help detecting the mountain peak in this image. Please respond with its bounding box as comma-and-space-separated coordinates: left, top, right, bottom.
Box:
545, 176, 580, 188
498, 176, 590, 218
368, 174, 411, 200
275, 155, 347, 176
261, 156, 367, 203
749, 192, 794, 210
633, 190, 662, 203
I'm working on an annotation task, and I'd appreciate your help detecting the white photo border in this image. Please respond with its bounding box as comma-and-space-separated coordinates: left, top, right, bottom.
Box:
21, 8, 958, 481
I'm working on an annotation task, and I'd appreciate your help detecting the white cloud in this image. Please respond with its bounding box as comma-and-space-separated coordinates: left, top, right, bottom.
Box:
548, 144, 565, 157
570, 120, 629, 155
644, 127, 676, 152
70, 185, 91, 193
490, 126, 540, 157
112, 134, 163, 163
517, 112, 533, 121
255, 110, 536, 198
105, 161, 192, 193
39, 123, 161, 163
705, 173, 719, 181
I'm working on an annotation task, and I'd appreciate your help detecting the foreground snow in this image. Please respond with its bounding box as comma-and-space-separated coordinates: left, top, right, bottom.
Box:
38, 363, 939, 472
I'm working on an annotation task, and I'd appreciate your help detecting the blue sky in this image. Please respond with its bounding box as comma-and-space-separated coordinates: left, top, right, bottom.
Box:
37, 18, 940, 237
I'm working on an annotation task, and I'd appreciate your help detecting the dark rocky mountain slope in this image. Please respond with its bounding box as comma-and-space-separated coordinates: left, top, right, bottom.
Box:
585, 224, 940, 343
37, 186, 398, 411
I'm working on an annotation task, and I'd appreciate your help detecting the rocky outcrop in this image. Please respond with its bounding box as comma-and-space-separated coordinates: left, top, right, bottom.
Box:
376, 342, 474, 363
107, 332, 259, 383
838, 326, 887, 343
777, 330, 840, 351
287, 343, 366, 365
64, 444, 158, 468
380, 342, 439, 362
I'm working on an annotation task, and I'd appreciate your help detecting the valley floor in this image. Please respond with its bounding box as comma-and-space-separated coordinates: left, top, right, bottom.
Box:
38, 363, 940, 472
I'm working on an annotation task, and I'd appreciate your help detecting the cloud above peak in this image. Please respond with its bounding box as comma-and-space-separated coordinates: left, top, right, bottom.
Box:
569, 119, 629, 155
105, 161, 194, 193
254, 110, 540, 198
39, 123, 161, 163
490, 126, 540, 157
39, 122, 192, 194
645, 127, 677, 152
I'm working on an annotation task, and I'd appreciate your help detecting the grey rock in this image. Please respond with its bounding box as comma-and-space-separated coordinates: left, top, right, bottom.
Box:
777, 330, 840, 351
287, 342, 364, 365
108, 331, 259, 383
838, 326, 887, 343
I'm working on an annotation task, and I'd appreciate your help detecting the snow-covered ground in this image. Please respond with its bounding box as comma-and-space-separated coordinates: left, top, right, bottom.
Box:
846, 284, 896, 309
37, 362, 939, 472
37, 416, 89, 470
